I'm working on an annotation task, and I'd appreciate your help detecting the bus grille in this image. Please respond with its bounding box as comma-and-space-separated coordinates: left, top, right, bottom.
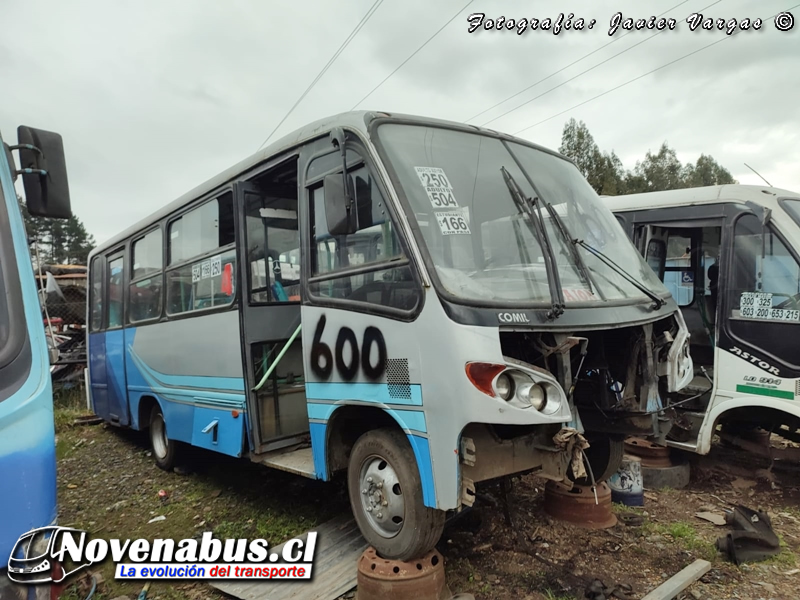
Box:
386, 359, 411, 400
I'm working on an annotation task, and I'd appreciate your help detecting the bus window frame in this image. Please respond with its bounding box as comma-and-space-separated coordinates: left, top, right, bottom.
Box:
128, 224, 165, 325
301, 140, 426, 322
164, 189, 239, 319
105, 247, 127, 332
88, 254, 106, 331
725, 210, 800, 326
778, 197, 800, 229
0, 182, 28, 377
241, 154, 303, 307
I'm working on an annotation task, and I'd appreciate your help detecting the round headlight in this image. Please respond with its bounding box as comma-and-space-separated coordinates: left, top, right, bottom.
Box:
528, 384, 547, 410
495, 372, 514, 400
515, 382, 546, 409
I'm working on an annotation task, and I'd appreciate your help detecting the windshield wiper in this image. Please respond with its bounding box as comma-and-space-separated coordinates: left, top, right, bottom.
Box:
538, 199, 598, 298
501, 166, 564, 319
574, 239, 667, 310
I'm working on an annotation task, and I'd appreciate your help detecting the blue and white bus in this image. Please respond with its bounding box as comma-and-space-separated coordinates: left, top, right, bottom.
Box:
1, 126, 72, 599
87, 111, 693, 560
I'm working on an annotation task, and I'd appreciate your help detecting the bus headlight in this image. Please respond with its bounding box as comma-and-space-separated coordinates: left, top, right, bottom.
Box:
495, 372, 514, 400
518, 382, 547, 410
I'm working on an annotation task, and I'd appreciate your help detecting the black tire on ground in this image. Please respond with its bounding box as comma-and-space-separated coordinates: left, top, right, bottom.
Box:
569, 436, 624, 485
347, 428, 445, 561
149, 406, 178, 471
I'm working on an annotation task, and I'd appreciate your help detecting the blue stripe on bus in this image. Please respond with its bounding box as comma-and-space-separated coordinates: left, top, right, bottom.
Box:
306, 403, 427, 434
305, 382, 422, 406
407, 434, 436, 507
309, 422, 327, 480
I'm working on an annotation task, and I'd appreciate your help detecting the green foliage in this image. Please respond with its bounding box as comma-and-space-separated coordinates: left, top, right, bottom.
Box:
17, 195, 95, 265
558, 118, 737, 196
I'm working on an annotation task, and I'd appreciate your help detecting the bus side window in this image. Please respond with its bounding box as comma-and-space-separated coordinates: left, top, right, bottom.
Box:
308, 159, 419, 312
166, 192, 237, 315
730, 215, 800, 320
129, 228, 163, 323
107, 255, 124, 328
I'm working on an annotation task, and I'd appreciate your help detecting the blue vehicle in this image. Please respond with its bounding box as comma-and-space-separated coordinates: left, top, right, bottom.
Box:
1, 126, 72, 599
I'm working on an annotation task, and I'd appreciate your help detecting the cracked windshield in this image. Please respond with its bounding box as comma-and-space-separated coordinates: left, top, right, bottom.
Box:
377, 123, 669, 305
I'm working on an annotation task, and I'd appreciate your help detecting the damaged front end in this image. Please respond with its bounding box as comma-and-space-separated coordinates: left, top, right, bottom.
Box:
499, 311, 692, 446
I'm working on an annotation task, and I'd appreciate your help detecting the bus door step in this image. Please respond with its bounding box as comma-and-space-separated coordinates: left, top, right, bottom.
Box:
253, 446, 316, 479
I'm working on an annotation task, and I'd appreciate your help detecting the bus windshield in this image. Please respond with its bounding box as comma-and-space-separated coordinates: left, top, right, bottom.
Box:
376, 123, 669, 305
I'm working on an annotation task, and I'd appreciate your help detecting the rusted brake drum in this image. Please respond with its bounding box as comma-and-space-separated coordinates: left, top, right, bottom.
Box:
543, 481, 618, 529
356, 547, 451, 600
624, 437, 673, 468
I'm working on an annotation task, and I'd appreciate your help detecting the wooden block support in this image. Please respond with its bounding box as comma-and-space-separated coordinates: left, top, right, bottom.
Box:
641, 559, 712, 600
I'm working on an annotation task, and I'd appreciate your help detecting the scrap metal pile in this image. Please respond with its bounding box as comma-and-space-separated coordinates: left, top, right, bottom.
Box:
38, 263, 87, 385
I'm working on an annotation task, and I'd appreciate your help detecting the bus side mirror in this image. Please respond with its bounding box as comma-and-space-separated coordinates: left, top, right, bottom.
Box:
15, 126, 72, 219
323, 173, 357, 236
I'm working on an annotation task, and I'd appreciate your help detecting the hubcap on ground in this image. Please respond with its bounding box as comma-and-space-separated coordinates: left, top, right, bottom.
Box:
151, 414, 168, 460
358, 455, 404, 538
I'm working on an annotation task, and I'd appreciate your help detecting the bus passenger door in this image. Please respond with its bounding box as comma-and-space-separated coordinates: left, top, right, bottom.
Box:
104, 250, 130, 425
234, 157, 307, 454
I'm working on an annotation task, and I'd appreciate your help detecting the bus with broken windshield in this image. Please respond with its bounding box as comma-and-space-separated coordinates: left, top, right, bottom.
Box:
605, 185, 800, 461
87, 111, 692, 560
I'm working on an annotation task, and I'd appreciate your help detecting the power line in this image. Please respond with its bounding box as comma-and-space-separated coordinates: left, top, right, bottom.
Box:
350, 0, 475, 110
466, 0, 690, 123
512, 4, 800, 136
480, 0, 723, 128
257, 0, 385, 151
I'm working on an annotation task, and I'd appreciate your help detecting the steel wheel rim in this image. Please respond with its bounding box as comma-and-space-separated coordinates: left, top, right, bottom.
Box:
358, 454, 405, 538
151, 413, 168, 460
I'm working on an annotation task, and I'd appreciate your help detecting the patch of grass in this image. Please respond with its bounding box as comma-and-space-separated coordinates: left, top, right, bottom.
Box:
53, 385, 92, 433
612, 502, 646, 515
765, 549, 797, 568
544, 590, 574, 600
639, 520, 718, 561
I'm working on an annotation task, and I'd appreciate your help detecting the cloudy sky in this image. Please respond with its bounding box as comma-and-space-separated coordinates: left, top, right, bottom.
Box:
2, 0, 797, 244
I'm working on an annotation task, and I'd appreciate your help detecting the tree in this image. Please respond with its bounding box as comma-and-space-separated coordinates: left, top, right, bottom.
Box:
18, 195, 95, 265
682, 154, 736, 187
630, 142, 685, 193
558, 121, 737, 195
559, 118, 626, 195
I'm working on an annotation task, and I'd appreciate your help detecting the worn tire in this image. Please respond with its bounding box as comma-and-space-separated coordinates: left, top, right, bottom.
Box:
347, 428, 445, 561
149, 406, 178, 471
570, 437, 624, 485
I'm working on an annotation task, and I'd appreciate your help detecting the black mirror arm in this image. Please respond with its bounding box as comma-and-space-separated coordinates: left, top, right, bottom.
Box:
8, 144, 47, 177
330, 128, 354, 226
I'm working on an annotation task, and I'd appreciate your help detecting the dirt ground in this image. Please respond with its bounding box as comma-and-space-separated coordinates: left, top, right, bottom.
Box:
53, 405, 799, 600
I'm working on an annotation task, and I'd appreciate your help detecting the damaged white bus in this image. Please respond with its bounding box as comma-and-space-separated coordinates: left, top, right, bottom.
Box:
605, 185, 800, 460
87, 111, 692, 560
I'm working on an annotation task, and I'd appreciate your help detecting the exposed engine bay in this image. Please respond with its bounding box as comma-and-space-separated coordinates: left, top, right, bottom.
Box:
498, 311, 692, 478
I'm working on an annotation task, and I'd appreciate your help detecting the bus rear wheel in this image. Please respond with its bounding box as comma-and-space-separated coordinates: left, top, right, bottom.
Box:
347, 428, 445, 561
149, 406, 178, 471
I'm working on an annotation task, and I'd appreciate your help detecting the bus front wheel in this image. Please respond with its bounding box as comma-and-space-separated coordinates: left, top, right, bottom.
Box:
149, 406, 178, 471
347, 428, 445, 561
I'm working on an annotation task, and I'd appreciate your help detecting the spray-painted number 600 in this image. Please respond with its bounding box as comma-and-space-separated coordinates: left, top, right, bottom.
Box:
310, 315, 387, 381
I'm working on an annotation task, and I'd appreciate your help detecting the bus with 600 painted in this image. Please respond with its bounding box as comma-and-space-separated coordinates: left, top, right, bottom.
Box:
87, 111, 693, 560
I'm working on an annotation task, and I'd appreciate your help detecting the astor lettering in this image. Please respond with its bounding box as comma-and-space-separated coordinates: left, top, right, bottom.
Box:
728, 346, 780, 376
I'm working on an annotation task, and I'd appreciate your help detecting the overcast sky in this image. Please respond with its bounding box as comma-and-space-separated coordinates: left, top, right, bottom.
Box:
2, 0, 797, 244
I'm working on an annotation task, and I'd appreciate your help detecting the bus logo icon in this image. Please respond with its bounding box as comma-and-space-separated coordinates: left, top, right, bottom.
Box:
7, 526, 89, 585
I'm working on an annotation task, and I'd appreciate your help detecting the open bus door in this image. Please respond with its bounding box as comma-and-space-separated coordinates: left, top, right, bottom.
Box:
234, 158, 309, 456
